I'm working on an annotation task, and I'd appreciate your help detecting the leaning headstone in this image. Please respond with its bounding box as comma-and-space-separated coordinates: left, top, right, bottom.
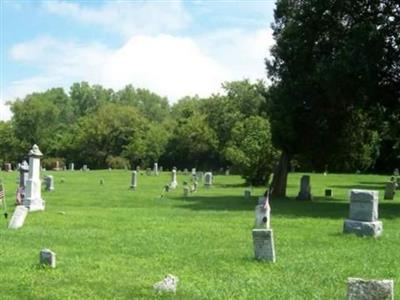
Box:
252, 229, 275, 262
39, 249, 56, 268
325, 189, 333, 197
24, 145, 45, 212
69, 163, 74, 171
347, 278, 394, 300
19, 160, 29, 188
384, 182, 395, 200
130, 171, 137, 190
204, 172, 213, 188
343, 190, 382, 237
8, 206, 28, 230
296, 175, 312, 201
44, 175, 54, 191
153, 163, 159, 176
4, 163, 12, 172
244, 189, 251, 200
153, 274, 179, 293
170, 170, 178, 189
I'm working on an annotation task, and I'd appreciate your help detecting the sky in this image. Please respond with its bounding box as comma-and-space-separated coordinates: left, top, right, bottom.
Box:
0, 0, 276, 120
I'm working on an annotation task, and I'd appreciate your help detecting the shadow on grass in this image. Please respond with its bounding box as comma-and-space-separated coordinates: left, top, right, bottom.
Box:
328, 184, 386, 190
171, 195, 400, 219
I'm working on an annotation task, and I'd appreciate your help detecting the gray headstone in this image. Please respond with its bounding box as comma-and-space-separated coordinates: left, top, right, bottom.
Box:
349, 190, 378, 222
69, 163, 74, 171
252, 229, 275, 262
394, 168, 399, 176
19, 160, 29, 188
343, 219, 383, 237
204, 172, 213, 187
254, 204, 270, 229
153, 163, 158, 176
8, 206, 28, 229
297, 175, 312, 201
244, 190, 251, 200
347, 278, 394, 300
130, 171, 137, 190
170, 170, 178, 189
146, 168, 151, 176
384, 182, 395, 200
82, 164, 88, 171
40, 249, 56, 268
44, 175, 54, 191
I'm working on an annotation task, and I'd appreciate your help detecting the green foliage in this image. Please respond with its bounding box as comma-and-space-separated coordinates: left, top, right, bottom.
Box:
105, 156, 130, 169
224, 116, 279, 185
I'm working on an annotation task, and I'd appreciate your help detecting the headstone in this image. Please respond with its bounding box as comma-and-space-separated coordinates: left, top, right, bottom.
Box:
244, 189, 251, 200
159, 166, 163, 172
204, 172, 213, 188
394, 168, 399, 176
225, 167, 230, 176
153, 274, 179, 293
296, 175, 312, 201
384, 182, 395, 200
252, 229, 275, 262
170, 170, 178, 189
44, 175, 54, 191
130, 171, 137, 190
343, 190, 382, 237
347, 278, 394, 300
254, 204, 270, 229
24, 145, 45, 212
39, 249, 56, 268
183, 168, 188, 176
69, 163, 74, 171
183, 186, 190, 197
8, 206, 28, 229
4, 163, 12, 172
146, 168, 151, 176
83, 164, 88, 171
191, 181, 198, 193
19, 160, 29, 188
325, 189, 333, 197
54, 160, 60, 171
197, 171, 204, 182
191, 168, 196, 176
153, 163, 159, 176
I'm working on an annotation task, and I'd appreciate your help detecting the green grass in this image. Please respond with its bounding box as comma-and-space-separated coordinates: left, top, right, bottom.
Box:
0, 170, 399, 299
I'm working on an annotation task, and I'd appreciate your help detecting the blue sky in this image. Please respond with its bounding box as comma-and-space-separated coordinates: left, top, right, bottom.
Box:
1, 0, 276, 120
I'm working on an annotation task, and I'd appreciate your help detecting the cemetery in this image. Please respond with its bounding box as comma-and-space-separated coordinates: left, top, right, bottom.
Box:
0, 164, 399, 299
2, 0, 399, 299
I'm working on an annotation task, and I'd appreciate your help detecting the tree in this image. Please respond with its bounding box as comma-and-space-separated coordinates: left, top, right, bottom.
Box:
267, 0, 400, 196
224, 116, 278, 185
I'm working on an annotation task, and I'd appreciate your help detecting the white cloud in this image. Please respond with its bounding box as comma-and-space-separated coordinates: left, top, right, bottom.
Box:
6, 29, 274, 103
42, 0, 191, 37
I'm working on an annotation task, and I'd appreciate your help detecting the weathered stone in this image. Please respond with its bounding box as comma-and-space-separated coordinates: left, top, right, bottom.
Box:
24, 145, 45, 212
347, 277, 394, 300
153, 163, 158, 176
153, 274, 179, 293
244, 190, 251, 200
325, 189, 333, 197
19, 160, 29, 188
170, 169, 178, 189
254, 204, 270, 229
69, 163, 74, 171
296, 175, 312, 201
40, 249, 56, 268
343, 219, 383, 237
252, 229, 275, 262
204, 172, 213, 187
44, 175, 54, 191
146, 168, 151, 176
349, 190, 378, 222
384, 182, 395, 200
8, 206, 28, 230
130, 171, 137, 190
82, 164, 88, 171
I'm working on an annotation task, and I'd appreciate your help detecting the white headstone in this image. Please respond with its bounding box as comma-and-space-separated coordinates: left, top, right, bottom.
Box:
130, 171, 137, 189
19, 160, 29, 188
170, 170, 178, 189
24, 145, 45, 212
69, 163, 74, 171
153, 163, 159, 176
8, 206, 28, 229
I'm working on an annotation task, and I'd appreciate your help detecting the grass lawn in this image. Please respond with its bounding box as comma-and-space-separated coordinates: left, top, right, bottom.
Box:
0, 170, 399, 299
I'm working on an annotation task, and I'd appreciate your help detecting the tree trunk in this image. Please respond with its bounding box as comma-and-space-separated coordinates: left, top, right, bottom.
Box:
270, 151, 290, 198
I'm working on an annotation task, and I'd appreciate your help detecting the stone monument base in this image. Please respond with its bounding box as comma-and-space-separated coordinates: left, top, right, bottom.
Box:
25, 199, 45, 212
343, 219, 383, 237
252, 229, 275, 262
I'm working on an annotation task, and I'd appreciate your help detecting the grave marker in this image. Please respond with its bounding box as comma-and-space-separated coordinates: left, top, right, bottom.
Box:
384, 182, 395, 200
8, 206, 28, 229
296, 175, 312, 201
130, 171, 137, 190
347, 278, 394, 300
204, 172, 213, 188
24, 145, 45, 212
40, 249, 56, 268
